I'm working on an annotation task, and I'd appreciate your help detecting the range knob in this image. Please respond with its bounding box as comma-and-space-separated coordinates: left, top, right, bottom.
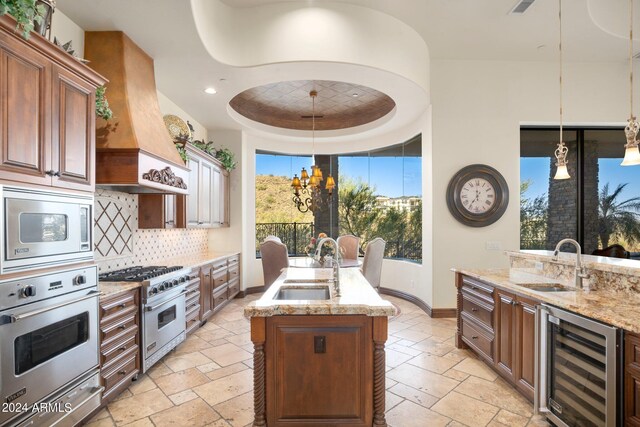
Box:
20, 285, 36, 298
73, 274, 87, 286
180, 275, 188, 283
171, 279, 179, 287
158, 282, 166, 291
167, 281, 173, 288
150, 287, 158, 295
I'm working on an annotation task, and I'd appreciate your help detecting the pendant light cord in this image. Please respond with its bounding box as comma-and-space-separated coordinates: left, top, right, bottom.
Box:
311, 90, 316, 158
559, 0, 563, 143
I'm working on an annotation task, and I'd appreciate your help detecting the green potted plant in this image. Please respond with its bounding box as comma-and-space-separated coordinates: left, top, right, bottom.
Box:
95, 85, 113, 121
214, 147, 237, 171
0, 0, 47, 40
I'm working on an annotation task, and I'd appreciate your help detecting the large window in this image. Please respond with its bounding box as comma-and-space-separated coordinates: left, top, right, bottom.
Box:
255, 135, 422, 262
520, 128, 640, 259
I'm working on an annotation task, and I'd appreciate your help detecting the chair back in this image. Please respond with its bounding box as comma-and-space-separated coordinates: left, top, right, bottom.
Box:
337, 235, 360, 260
592, 244, 630, 259
264, 235, 282, 243
361, 238, 386, 290
260, 240, 289, 287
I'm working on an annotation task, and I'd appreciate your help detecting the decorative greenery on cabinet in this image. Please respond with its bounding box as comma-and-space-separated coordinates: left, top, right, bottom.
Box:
0, 0, 46, 39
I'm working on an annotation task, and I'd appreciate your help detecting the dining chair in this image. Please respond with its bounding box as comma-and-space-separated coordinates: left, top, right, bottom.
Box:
264, 235, 282, 243
361, 238, 386, 291
260, 240, 289, 288
337, 234, 360, 260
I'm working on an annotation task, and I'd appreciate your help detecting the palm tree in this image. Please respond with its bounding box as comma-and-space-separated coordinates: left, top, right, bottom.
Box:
598, 183, 640, 248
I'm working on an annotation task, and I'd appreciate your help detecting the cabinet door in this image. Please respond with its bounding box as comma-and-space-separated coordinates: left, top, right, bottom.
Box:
199, 265, 213, 321
219, 170, 230, 226
495, 289, 516, 382
515, 296, 536, 402
625, 333, 640, 426
198, 159, 214, 227
0, 33, 51, 186
51, 66, 95, 191
164, 194, 176, 229
211, 165, 221, 226
186, 154, 200, 227
266, 316, 373, 427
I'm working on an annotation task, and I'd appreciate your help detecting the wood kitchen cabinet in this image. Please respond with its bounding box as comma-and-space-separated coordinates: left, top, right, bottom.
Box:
179, 145, 230, 229
200, 264, 213, 321
0, 16, 105, 192
185, 271, 201, 335
455, 273, 539, 403
199, 253, 241, 323
625, 331, 640, 426
138, 194, 183, 229
98, 289, 140, 403
263, 315, 375, 426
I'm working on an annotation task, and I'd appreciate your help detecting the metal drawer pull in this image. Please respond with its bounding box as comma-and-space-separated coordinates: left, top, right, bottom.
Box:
118, 325, 127, 330
1, 290, 100, 324
471, 308, 479, 312
118, 346, 127, 352
118, 370, 127, 375
119, 303, 127, 308
471, 335, 479, 340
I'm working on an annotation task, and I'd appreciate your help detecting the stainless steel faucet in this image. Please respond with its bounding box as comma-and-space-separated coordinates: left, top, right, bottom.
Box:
316, 237, 340, 296
552, 238, 589, 289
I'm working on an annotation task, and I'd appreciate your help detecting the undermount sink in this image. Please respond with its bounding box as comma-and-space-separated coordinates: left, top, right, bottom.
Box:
516, 283, 579, 292
274, 286, 331, 300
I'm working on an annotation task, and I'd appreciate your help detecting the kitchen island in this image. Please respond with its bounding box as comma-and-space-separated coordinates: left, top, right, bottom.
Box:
244, 268, 395, 427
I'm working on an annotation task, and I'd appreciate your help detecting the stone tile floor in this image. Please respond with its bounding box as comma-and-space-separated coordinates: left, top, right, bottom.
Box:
86, 294, 550, 427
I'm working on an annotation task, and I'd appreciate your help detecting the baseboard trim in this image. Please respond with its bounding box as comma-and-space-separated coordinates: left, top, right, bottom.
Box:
236, 285, 265, 298
378, 287, 456, 318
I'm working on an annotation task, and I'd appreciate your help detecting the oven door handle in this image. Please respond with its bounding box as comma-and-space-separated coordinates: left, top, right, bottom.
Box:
0, 290, 100, 325
146, 289, 186, 312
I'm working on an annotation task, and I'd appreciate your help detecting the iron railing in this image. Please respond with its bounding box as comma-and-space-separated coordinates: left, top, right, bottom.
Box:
256, 222, 315, 257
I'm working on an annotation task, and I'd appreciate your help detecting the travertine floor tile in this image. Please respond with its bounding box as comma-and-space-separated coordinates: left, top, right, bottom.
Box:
206, 362, 249, 381
174, 335, 214, 355
431, 391, 499, 426
122, 418, 154, 427
452, 357, 499, 381
168, 389, 199, 405
85, 417, 115, 427
386, 348, 415, 367
213, 391, 254, 426
489, 409, 530, 427
392, 328, 431, 342
150, 398, 221, 427
411, 338, 456, 356
193, 370, 253, 406
108, 388, 173, 425
407, 353, 460, 374
146, 362, 172, 380
154, 367, 210, 396
455, 376, 533, 417
386, 363, 459, 398
201, 343, 252, 367
164, 350, 212, 372
385, 390, 404, 411
388, 383, 439, 409
127, 375, 156, 395
386, 400, 450, 427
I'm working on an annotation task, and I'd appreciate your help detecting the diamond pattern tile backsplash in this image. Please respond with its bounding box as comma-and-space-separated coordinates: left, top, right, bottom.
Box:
95, 190, 209, 272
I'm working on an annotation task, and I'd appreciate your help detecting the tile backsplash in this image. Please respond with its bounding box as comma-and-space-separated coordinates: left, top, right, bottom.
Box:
94, 190, 208, 272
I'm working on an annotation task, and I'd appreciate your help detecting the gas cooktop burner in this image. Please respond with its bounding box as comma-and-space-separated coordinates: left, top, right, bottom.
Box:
98, 266, 183, 282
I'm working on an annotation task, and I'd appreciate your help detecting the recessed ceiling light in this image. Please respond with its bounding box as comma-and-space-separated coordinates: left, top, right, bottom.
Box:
204, 87, 217, 95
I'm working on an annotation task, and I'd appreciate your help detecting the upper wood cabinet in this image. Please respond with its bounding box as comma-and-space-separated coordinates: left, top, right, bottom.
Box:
138, 194, 183, 229
181, 145, 230, 229
0, 16, 105, 192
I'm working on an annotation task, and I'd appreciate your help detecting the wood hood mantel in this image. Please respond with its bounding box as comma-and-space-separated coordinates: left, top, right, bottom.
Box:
84, 31, 189, 194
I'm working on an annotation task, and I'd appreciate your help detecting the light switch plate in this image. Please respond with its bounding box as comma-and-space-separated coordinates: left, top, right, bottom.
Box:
535, 261, 544, 270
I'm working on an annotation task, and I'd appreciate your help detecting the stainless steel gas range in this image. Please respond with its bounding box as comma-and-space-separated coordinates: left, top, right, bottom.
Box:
0, 265, 102, 427
99, 266, 191, 372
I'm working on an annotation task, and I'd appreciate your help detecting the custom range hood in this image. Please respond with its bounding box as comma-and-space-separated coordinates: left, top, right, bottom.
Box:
84, 31, 189, 194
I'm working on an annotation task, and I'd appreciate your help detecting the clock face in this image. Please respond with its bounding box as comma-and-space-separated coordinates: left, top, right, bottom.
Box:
460, 178, 496, 214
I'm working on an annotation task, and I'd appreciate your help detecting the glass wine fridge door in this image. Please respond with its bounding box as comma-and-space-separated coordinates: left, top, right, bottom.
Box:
538, 305, 619, 427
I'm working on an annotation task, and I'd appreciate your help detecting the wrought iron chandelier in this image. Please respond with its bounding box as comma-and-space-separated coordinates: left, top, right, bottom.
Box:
621, 0, 640, 166
553, 0, 570, 180
291, 90, 336, 213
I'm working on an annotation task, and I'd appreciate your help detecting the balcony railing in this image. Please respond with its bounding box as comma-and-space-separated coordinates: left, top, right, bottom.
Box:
256, 222, 315, 257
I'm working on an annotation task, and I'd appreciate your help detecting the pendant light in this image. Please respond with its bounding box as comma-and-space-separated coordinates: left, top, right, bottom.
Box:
621, 0, 640, 166
553, 0, 570, 180
290, 90, 336, 213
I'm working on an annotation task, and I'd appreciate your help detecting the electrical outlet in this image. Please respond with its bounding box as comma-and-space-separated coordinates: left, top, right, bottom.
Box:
485, 241, 502, 251
535, 261, 544, 271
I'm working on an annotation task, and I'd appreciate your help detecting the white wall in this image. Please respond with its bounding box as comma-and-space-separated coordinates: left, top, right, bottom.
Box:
430, 59, 635, 308
157, 91, 208, 142
51, 10, 84, 55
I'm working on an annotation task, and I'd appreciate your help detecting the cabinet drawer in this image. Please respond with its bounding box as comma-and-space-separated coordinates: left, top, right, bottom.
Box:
186, 278, 200, 294
227, 254, 240, 265
102, 351, 138, 392
627, 333, 640, 372
212, 259, 227, 272
100, 291, 137, 324
213, 286, 229, 307
462, 293, 494, 330
461, 276, 494, 305
186, 298, 200, 317
101, 312, 138, 348
186, 315, 200, 335
186, 291, 200, 309
228, 264, 240, 281
228, 278, 240, 299
461, 314, 493, 361
213, 269, 227, 288
101, 333, 138, 371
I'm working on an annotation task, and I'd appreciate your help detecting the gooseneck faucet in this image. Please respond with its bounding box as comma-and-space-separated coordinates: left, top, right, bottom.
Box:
552, 238, 589, 289
316, 237, 341, 296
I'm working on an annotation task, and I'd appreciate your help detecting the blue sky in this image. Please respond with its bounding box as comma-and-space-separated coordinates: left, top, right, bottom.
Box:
256, 154, 422, 198
521, 157, 640, 200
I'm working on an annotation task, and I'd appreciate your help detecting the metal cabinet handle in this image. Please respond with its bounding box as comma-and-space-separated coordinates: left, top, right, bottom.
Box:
165, 220, 174, 225
45, 170, 54, 176
119, 303, 127, 308
471, 336, 479, 340
146, 289, 186, 311
118, 346, 127, 352
118, 370, 127, 376
118, 325, 127, 330
53, 171, 61, 177
1, 291, 100, 325
471, 308, 479, 312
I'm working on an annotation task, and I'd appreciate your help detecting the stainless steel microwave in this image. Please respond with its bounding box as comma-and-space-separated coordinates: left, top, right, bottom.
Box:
1, 186, 93, 273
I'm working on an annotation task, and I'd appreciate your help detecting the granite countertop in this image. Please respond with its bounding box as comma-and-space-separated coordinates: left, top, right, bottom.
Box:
99, 251, 240, 298
244, 267, 396, 317
453, 267, 640, 334
505, 250, 640, 276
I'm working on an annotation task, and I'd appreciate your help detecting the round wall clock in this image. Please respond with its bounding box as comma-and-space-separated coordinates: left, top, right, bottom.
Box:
446, 164, 509, 227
